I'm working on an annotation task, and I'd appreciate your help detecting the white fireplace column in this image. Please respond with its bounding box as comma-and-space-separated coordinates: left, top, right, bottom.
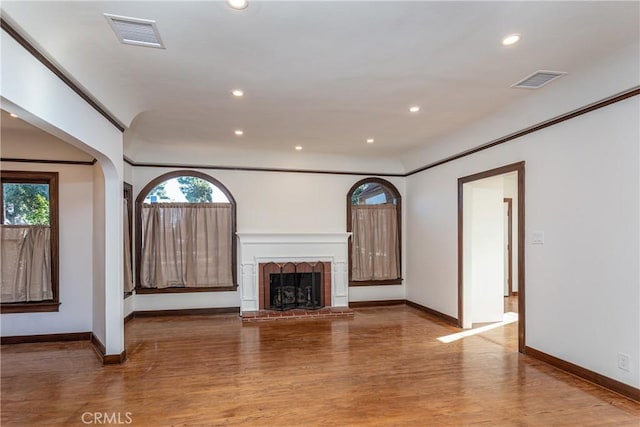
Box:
236, 233, 351, 313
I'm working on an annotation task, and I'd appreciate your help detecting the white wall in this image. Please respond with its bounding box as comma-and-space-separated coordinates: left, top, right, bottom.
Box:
0, 123, 94, 162
92, 165, 106, 344
0, 161, 94, 336
123, 161, 134, 186
134, 292, 241, 312
131, 167, 407, 309
123, 295, 134, 318
464, 176, 505, 327
406, 96, 639, 387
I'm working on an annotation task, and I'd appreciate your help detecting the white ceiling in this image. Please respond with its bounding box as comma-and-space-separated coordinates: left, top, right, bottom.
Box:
2, 1, 638, 161
0, 110, 94, 161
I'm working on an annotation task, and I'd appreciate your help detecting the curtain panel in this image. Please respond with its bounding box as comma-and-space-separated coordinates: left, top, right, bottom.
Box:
351, 204, 400, 281
123, 199, 134, 293
139, 203, 233, 288
1, 225, 52, 302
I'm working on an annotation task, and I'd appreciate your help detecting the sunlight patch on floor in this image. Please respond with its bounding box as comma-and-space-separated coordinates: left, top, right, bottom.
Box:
437, 312, 518, 343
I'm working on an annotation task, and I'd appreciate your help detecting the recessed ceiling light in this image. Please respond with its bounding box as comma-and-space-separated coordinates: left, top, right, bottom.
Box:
366, 138, 375, 144
9, 113, 19, 118
409, 106, 420, 113
234, 130, 244, 136
502, 34, 521, 46
227, 0, 248, 10
232, 89, 244, 97
295, 146, 303, 151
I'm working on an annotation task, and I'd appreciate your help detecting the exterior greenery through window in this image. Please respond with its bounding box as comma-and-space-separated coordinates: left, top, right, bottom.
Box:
347, 178, 401, 286
1, 171, 59, 313
135, 171, 237, 293
3, 183, 50, 224
144, 176, 229, 204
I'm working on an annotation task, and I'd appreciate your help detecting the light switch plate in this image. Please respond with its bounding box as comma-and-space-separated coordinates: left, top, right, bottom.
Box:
532, 231, 545, 244
618, 353, 630, 372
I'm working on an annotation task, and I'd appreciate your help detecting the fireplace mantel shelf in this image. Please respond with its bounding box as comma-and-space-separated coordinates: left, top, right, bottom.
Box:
237, 232, 351, 237
236, 232, 351, 244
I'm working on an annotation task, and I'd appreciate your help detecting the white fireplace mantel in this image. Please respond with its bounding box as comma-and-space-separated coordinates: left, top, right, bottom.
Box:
236, 232, 351, 313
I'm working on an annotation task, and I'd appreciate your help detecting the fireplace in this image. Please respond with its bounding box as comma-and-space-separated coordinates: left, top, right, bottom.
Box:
261, 262, 329, 311
270, 273, 320, 310
236, 232, 351, 314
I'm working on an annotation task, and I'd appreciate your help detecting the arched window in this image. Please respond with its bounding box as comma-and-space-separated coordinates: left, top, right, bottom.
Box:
135, 171, 237, 293
347, 178, 401, 286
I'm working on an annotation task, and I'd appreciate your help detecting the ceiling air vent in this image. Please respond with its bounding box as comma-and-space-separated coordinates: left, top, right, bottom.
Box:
104, 14, 165, 49
512, 70, 566, 89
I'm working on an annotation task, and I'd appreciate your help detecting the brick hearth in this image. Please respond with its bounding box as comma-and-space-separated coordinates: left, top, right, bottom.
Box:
241, 307, 354, 322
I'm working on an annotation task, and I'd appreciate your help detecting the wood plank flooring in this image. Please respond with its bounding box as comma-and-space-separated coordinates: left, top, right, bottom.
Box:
2, 306, 638, 426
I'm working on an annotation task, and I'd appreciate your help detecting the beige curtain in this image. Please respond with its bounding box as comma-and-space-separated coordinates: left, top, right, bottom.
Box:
351, 204, 400, 281
139, 203, 233, 288
1, 225, 52, 302
123, 199, 134, 293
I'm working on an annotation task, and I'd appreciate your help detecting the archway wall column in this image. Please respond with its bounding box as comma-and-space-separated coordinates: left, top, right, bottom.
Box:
1, 29, 125, 355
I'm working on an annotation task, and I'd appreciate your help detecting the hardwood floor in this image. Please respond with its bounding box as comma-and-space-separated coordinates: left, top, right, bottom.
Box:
2, 306, 638, 426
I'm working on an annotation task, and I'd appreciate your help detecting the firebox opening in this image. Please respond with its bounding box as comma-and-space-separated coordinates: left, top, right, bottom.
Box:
269, 272, 322, 311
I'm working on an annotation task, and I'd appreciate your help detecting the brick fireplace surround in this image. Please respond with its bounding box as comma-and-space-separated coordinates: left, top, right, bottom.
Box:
259, 261, 331, 310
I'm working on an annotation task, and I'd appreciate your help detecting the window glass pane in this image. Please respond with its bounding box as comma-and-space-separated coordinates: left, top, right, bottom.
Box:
144, 177, 230, 204
2, 183, 50, 225
350, 182, 396, 205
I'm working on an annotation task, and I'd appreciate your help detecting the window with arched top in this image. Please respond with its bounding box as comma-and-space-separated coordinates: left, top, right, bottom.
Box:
135, 171, 237, 293
347, 178, 402, 286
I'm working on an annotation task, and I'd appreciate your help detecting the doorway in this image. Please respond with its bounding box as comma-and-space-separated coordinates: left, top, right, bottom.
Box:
458, 162, 525, 352
504, 197, 513, 297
